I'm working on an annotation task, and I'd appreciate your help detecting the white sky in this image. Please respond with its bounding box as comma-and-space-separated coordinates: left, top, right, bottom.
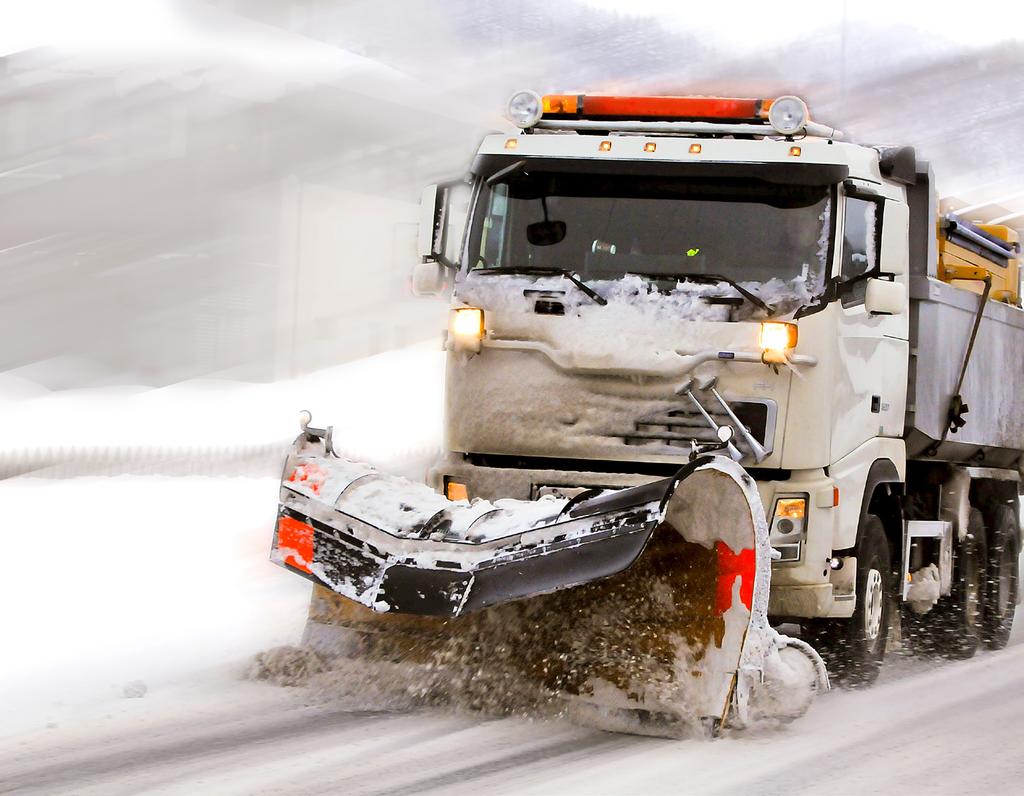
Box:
4, 0, 1022, 60
580, 0, 1024, 48
0, 0, 354, 71
0, 0, 173, 58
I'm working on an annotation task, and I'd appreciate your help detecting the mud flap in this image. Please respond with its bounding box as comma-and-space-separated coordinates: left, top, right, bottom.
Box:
272, 438, 826, 730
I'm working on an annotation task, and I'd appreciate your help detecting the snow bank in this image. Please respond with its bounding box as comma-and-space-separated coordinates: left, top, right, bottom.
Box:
0, 475, 311, 736
0, 341, 446, 479
0, 341, 448, 736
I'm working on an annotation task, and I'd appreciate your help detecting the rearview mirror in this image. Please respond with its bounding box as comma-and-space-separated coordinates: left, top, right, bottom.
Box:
527, 219, 566, 246
417, 184, 448, 261
417, 180, 471, 268
865, 278, 906, 315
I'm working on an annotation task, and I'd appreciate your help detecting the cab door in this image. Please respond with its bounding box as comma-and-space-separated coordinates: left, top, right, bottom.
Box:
831, 183, 910, 462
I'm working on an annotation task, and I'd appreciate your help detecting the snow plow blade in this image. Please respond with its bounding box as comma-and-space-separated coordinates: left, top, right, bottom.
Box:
272, 431, 827, 732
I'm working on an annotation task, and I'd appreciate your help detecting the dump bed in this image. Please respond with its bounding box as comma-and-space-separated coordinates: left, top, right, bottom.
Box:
906, 275, 1024, 467
905, 163, 1024, 468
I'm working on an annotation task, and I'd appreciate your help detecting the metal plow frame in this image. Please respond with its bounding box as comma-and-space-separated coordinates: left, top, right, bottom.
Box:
271, 433, 826, 730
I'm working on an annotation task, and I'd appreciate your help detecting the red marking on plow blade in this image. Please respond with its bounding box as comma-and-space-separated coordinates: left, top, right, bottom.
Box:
715, 542, 755, 614
287, 462, 326, 495
277, 516, 314, 574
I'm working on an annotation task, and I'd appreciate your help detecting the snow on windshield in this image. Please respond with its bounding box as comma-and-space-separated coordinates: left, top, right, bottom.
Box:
459, 269, 821, 322
466, 170, 832, 317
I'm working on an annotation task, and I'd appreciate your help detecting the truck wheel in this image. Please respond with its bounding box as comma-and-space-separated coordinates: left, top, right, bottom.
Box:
982, 505, 1019, 650
807, 514, 891, 687
912, 508, 987, 660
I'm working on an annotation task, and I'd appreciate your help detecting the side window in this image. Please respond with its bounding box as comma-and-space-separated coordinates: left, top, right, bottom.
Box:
840, 196, 881, 307
477, 184, 508, 268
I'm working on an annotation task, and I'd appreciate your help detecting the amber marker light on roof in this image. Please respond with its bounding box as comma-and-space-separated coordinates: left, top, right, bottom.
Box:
789, 145, 802, 157
689, 143, 702, 154
505, 138, 518, 149
598, 140, 612, 151
643, 142, 657, 152
542, 94, 580, 115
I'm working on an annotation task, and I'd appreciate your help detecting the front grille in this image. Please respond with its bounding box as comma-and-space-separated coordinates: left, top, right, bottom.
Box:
622, 398, 777, 460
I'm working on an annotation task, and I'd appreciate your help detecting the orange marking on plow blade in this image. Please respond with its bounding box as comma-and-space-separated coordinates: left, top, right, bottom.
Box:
287, 463, 326, 495
715, 542, 755, 614
277, 516, 314, 574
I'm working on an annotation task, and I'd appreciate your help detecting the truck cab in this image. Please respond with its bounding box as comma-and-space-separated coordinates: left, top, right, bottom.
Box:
414, 92, 1021, 684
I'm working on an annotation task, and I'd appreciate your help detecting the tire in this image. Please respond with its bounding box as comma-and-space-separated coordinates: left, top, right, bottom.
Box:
807, 514, 891, 688
910, 508, 987, 660
982, 505, 1020, 650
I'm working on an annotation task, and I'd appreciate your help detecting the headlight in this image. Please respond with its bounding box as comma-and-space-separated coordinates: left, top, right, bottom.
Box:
506, 90, 543, 128
449, 307, 485, 353
773, 497, 806, 529
768, 95, 808, 136
759, 321, 797, 362
770, 495, 808, 562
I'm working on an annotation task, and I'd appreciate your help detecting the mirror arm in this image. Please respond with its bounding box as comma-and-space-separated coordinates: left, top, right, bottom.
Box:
837, 263, 891, 294
794, 264, 895, 319
425, 253, 458, 271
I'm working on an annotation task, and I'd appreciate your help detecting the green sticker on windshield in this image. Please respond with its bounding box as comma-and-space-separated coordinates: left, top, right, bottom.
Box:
686, 247, 701, 257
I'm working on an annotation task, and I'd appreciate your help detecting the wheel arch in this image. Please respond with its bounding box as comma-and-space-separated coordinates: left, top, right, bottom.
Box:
835, 458, 903, 570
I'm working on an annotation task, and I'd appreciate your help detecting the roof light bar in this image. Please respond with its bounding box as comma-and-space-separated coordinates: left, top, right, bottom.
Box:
540, 94, 774, 123
506, 91, 833, 137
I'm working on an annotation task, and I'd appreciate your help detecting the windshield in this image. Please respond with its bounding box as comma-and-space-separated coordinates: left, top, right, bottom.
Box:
466, 167, 832, 312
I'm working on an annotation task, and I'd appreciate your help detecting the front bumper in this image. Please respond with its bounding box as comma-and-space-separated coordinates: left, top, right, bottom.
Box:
432, 454, 850, 618
273, 439, 683, 617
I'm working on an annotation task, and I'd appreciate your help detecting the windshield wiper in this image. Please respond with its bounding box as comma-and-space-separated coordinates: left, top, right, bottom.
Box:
475, 267, 608, 306
626, 271, 773, 315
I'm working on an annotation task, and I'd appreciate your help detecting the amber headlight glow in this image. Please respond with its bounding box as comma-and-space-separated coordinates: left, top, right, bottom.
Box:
770, 495, 808, 562
771, 496, 806, 535
449, 307, 485, 353
759, 321, 797, 362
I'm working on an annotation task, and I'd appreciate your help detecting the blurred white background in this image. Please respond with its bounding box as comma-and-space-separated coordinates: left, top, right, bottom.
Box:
3, 0, 1024, 389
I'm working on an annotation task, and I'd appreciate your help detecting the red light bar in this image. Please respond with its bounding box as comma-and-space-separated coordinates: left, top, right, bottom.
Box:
541, 94, 774, 123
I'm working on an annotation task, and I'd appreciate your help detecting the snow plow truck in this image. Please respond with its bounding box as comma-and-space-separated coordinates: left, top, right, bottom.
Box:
271, 92, 1022, 734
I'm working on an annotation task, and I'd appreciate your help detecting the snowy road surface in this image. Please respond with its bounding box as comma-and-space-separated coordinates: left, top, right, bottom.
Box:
3, 474, 1023, 796
3, 346, 1023, 794
2, 625, 1023, 794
